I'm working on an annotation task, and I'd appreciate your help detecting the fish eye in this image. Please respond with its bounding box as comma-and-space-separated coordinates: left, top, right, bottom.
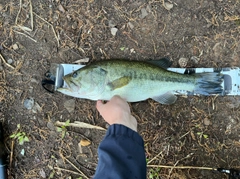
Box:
72, 72, 77, 78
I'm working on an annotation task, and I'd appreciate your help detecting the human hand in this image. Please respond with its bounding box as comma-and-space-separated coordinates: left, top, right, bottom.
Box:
96, 95, 137, 132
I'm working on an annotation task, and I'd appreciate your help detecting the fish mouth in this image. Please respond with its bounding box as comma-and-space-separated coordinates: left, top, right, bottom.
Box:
63, 76, 79, 90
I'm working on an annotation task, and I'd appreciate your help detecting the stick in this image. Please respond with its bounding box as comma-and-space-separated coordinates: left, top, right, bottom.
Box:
12, 30, 37, 42
29, 0, 33, 30
147, 165, 214, 170
147, 151, 163, 165
65, 158, 89, 179
15, 0, 22, 24
9, 140, 14, 177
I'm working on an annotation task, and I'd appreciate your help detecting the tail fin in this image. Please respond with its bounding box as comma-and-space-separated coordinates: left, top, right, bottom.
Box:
194, 73, 224, 95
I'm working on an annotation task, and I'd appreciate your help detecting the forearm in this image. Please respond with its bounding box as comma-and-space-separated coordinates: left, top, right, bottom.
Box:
94, 124, 146, 179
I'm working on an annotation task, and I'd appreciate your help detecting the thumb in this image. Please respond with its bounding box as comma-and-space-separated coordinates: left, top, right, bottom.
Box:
96, 100, 104, 112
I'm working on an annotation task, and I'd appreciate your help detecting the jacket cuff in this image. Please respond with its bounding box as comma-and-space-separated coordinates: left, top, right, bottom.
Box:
105, 124, 144, 146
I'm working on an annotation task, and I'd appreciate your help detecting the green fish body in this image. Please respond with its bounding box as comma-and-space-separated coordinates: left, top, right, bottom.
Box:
57, 59, 223, 104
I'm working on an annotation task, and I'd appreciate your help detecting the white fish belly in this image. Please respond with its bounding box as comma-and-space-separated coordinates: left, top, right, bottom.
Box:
100, 80, 195, 102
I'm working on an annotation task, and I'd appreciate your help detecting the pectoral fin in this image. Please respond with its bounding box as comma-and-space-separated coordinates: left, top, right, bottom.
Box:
107, 76, 131, 91
152, 92, 177, 104
57, 87, 72, 93
147, 57, 172, 69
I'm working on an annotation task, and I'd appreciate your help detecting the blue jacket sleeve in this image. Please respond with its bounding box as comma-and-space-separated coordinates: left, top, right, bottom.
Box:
94, 124, 146, 179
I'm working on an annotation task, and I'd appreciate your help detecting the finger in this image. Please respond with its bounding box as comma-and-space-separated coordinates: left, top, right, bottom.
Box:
96, 100, 104, 111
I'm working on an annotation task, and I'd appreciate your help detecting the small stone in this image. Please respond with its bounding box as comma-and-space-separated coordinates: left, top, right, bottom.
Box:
47, 121, 55, 131
178, 57, 188, 68
72, 21, 78, 29
7, 59, 13, 64
203, 118, 211, 126
64, 99, 75, 113
24, 98, 34, 110
58, 4, 66, 13
139, 8, 148, 19
164, 2, 173, 10
110, 27, 118, 36
108, 20, 116, 28
0, 65, 3, 72
127, 22, 134, 29
130, 48, 135, 53
12, 44, 18, 50
30, 78, 38, 84
39, 169, 46, 178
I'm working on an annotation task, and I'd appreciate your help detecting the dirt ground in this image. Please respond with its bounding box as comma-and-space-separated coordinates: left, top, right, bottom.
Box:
0, 0, 240, 178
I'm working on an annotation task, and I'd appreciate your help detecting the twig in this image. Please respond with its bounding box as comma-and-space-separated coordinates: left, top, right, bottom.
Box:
168, 160, 180, 177
9, 140, 14, 176
0, 53, 15, 69
147, 165, 214, 170
65, 158, 89, 179
29, 0, 33, 30
147, 151, 163, 165
54, 167, 83, 176
12, 30, 37, 42
15, 0, 22, 24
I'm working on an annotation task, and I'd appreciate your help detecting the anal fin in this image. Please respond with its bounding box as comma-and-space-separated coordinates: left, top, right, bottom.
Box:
152, 92, 177, 104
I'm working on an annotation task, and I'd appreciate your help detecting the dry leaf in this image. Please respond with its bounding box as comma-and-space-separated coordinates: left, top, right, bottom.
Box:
80, 139, 91, 147
190, 131, 196, 141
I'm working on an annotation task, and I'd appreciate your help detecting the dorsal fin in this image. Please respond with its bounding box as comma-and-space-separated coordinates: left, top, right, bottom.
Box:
147, 57, 172, 69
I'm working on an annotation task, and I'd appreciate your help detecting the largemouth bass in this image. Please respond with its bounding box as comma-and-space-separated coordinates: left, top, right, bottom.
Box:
57, 59, 224, 104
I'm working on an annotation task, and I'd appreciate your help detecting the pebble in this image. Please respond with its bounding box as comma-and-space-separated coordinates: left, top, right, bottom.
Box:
108, 20, 116, 28
64, 99, 75, 113
12, 44, 18, 50
7, 59, 13, 64
203, 118, 211, 126
24, 98, 34, 110
72, 21, 78, 29
178, 57, 188, 68
39, 169, 46, 178
0, 65, 3, 72
110, 27, 118, 36
164, 2, 173, 10
47, 121, 55, 131
139, 8, 148, 19
58, 4, 66, 13
127, 22, 134, 29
